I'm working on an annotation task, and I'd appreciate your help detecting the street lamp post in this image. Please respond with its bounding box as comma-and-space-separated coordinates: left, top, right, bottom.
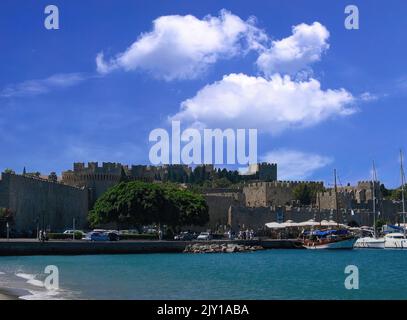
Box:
36, 217, 39, 240
73, 217, 76, 241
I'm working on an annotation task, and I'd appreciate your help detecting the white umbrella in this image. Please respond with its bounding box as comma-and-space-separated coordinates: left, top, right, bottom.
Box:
265, 222, 287, 229
297, 219, 320, 227
285, 220, 301, 227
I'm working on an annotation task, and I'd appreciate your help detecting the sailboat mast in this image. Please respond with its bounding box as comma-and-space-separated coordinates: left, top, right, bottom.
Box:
334, 169, 339, 226
318, 192, 321, 226
372, 161, 377, 238
400, 150, 406, 233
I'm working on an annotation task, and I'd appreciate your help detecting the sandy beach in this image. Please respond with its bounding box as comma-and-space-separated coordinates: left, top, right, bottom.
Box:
0, 293, 18, 300
0, 287, 31, 300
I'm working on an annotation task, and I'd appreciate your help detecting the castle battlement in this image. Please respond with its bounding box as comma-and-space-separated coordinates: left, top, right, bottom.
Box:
70, 162, 127, 173
357, 180, 380, 187
245, 180, 323, 188
1, 172, 86, 190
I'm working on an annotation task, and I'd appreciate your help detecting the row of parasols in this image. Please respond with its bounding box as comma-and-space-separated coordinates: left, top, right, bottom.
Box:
265, 219, 348, 229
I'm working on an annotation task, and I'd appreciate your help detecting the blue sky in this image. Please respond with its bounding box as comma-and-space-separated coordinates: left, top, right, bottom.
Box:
1, 0, 407, 187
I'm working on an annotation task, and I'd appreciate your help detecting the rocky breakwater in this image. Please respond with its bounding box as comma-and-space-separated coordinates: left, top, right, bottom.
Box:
184, 243, 264, 254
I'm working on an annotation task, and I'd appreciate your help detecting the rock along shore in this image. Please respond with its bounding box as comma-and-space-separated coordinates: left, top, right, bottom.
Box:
184, 243, 264, 254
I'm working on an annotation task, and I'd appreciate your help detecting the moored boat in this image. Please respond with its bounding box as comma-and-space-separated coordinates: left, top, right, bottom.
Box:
302, 229, 356, 250
354, 161, 385, 249
354, 236, 385, 249
300, 169, 356, 250
384, 233, 407, 249
382, 150, 407, 249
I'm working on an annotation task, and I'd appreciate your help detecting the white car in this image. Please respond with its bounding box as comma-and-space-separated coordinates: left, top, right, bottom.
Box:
63, 230, 84, 235
197, 232, 212, 241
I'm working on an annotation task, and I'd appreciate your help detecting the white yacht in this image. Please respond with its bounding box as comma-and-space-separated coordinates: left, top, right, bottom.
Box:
384, 151, 407, 249
355, 232, 385, 249
383, 150, 407, 249
384, 233, 407, 249
356, 151, 407, 249
354, 161, 385, 249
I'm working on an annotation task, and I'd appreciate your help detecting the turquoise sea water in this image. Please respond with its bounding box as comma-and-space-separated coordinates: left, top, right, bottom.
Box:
0, 250, 407, 299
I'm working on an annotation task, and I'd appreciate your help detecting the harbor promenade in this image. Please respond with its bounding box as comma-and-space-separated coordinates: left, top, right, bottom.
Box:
0, 239, 303, 256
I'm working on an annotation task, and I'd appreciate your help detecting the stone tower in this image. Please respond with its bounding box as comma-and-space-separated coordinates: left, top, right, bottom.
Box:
62, 162, 127, 208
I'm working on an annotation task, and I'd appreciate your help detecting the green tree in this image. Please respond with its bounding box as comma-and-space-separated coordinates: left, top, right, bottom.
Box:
163, 185, 209, 226
0, 208, 12, 220
293, 183, 324, 205
211, 177, 232, 188
389, 186, 404, 201
375, 219, 386, 233
48, 172, 58, 182
293, 184, 312, 205
88, 181, 209, 229
380, 183, 391, 199
391, 188, 402, 201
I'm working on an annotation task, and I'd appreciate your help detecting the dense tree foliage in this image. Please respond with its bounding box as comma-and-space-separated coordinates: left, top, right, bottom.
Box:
375, 219, 387, 232
292, 183, 325, 205
0, 208, 12, 219
152, 165, 255, 187
380, 184, 392, 199
380, 183, 407, 201
88, 181, 209, 228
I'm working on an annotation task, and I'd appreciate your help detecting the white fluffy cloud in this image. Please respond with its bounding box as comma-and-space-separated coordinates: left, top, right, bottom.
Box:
96, 10, 267, 80
171, 73, 355, 134
257, 22, 329, 76
0, 73, 87, 98
261, 149, 333, 180
359, 92, 378, 102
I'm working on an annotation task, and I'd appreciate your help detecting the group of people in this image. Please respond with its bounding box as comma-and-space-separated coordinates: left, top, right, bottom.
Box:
227, 229, 255, 240
238, 229, 255, 240
38, 230, 49, 242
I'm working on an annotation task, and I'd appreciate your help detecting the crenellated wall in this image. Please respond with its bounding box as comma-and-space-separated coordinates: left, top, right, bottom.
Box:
62, 162, 126, 206
243, 181, 323, 207
318, 180, 382, 210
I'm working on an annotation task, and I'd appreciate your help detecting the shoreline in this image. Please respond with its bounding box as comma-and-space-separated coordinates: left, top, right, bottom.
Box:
0, 239, 303, 256
0, 287, 32, 300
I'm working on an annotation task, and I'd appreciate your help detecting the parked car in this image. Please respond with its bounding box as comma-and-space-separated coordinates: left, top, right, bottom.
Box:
63, 230, 84, 235
84, 231, 109, 241
174, 231, 196, 241
119, 229, 139, 235
107, 232, 119, 241
197, 232, 212, 241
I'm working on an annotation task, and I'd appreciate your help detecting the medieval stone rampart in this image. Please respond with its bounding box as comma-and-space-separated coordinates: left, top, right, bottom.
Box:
0, 172, 88, 235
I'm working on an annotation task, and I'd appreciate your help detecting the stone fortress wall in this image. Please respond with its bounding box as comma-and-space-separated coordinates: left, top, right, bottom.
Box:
243, 180, 323, 207
202, 188, 245, 230
1, 159, 403, 235
204, 179, 401, 231
0, 172, 88, 235
318, 181, 380, 210
62, 162, 126, 207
